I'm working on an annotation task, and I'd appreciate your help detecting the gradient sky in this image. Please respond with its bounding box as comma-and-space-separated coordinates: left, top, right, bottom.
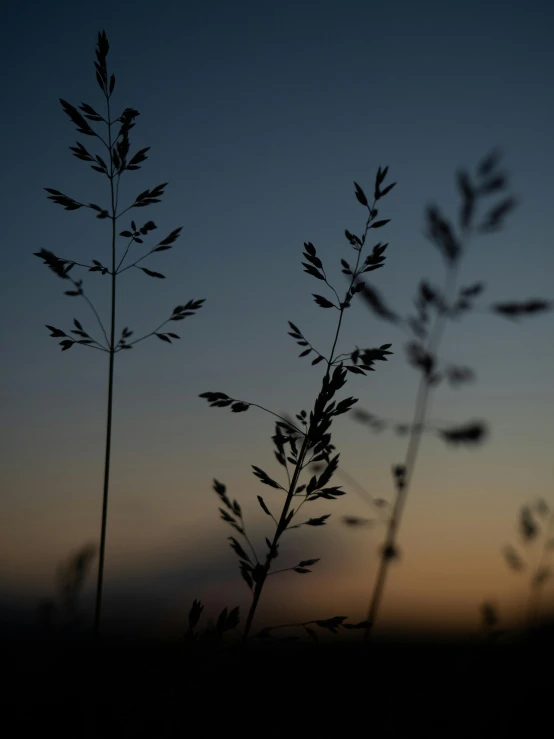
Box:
1, 0, 553, 637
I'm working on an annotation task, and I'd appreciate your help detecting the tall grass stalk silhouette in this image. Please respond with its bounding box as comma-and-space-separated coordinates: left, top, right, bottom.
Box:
350, 151, 552, 640
35, 30, 204, 637
199, 169, 396, 645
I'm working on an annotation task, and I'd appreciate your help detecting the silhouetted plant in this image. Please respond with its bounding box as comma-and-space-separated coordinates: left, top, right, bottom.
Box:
348, 151, 552, 640
185, 598, 368, 647
198, 169, 396, 644
184, 599, 241, 646
256, 615, 368, 643
502, 497, 554, 628
37, 543, 97, 635
479, 601, 504, 642
35, 30, 204, 637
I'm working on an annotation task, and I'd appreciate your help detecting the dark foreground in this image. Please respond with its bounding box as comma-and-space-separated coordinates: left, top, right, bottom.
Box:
4, 625, 553, 738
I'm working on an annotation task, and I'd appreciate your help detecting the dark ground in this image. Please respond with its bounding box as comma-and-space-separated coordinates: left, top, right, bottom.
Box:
3, 623, 552, 738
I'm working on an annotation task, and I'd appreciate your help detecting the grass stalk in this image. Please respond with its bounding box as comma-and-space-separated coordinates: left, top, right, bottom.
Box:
241, 218, 372, 643
364, 268, 458, 641
36, 30, 205, 638
199, 170, 396, 646
93, 93, 117, 636
356, 151, 543, 639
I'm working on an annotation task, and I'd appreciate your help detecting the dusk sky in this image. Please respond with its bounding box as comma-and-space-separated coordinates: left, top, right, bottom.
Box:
1, 0, 553, 638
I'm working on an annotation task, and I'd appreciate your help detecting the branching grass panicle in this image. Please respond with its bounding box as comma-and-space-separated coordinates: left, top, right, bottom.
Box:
35, 30, 205, 637
194, 168, 396, 646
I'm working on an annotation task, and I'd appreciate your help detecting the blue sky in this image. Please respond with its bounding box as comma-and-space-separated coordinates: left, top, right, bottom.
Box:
1, 0, 553, 637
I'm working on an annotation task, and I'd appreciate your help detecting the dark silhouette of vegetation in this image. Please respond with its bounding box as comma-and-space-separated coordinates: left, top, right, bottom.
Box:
342, 152, 552, 639
484, 497, 554, 636
21, 28, 554, 739
34, 30, 204, 637
197, 169, 395, 644
37, 544, 97, 636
